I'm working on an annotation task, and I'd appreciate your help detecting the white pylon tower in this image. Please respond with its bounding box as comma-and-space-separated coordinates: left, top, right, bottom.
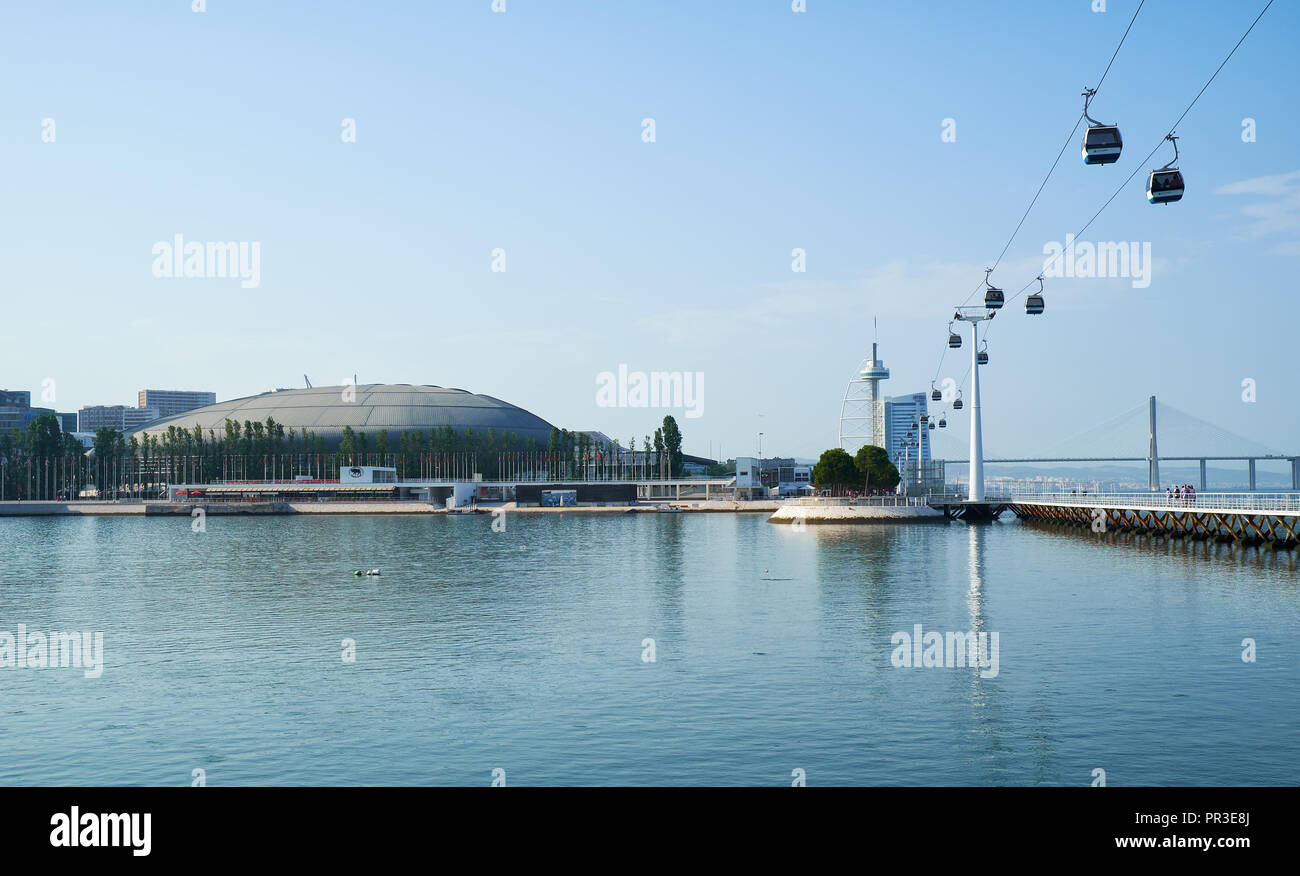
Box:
839, 322, 890, 457
953, 305, 995, 502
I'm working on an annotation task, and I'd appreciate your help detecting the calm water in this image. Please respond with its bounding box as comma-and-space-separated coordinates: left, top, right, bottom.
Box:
1, 512, 1297, 786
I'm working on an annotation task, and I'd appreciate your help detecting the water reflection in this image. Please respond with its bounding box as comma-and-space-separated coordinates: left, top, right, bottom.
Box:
1018, 519, 1300, 582
810, 524, 908, 646
963, 525, 1013, 779
4, 512, 1296, 785
650, 514, 686, 640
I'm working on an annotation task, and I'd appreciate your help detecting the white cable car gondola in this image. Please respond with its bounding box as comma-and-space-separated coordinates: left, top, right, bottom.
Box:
1147, 133, 1185, 205
931, 385, 942, 402
1026, 275, 1045, 315
953, 392, 963, 411
976, 340, 988, 365
948, 322, 962, 348
1081, 87, 1122, 165
938, 416, 947, 428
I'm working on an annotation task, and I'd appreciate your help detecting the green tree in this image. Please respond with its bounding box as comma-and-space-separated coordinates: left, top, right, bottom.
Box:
339, 426, 357, 463
92, 426, 126, 461
812, 448, 858, 493
661, 415, 683, 477
25, 412, 62, 459
854, 444, 899, 492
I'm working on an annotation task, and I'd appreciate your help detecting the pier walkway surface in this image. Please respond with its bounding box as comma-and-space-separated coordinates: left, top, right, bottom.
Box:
1008, 492, 1300, 548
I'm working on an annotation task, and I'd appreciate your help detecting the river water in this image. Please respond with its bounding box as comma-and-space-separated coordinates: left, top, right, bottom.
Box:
1, 512, 1296, 785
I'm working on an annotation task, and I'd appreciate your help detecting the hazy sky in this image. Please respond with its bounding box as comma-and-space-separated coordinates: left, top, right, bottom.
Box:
2, 0, 1296, 465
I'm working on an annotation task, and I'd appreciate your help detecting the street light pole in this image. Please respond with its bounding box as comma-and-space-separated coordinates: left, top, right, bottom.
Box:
899, 433, 914, 497
917, 415, 929, 494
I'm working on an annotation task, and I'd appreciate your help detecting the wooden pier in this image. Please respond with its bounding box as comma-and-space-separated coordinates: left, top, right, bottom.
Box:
1008, 493, 1300, 549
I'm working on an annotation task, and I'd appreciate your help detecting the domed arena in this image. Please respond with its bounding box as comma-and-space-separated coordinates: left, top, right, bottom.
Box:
126, 384, 558, 449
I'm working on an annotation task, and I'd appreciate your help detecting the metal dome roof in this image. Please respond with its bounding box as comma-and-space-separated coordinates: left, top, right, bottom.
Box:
127, 384, 557, 448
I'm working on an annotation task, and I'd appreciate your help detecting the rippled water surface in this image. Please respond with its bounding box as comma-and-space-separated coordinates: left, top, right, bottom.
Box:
1, 512, 1296, 785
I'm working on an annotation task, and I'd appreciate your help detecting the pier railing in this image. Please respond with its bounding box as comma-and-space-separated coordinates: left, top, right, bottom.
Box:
792, 496, 934, 507
1007, 491, 1300, 513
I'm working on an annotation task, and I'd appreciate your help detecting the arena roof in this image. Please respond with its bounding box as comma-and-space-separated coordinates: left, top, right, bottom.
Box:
127, 384, 558, 448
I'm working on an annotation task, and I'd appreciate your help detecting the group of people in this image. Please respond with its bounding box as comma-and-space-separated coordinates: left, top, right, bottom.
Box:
1165, 484, 1197, 504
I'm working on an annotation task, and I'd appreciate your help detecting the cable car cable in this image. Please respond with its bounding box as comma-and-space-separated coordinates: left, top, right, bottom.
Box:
959, 0, 1146, 306
1092, 0, 1145, 95
994, 0, 1274, 311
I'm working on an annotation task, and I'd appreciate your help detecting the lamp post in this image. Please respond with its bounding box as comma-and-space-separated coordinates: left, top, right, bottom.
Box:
916, 415, 930, 495
898, 433, 915, 497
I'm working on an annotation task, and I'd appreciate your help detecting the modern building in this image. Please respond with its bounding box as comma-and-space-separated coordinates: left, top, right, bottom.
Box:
0, 390, 33, 433
735, 457, 760, 488
883, 392, 947, 493
0, 390, 70, 435
773, 464, 813, 496
758, 457, 802, 487
138, 389, 216, 418
732, 456, 769, 498
883, 392, 931, 467
78, 405, 161, 432
125, 384, 559, 450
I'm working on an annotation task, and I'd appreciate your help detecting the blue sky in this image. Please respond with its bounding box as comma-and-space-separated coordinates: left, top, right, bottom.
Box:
2, 0, 1296, 464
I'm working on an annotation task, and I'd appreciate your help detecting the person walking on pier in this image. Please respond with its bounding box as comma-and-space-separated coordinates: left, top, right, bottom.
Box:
1165, 486, 1173, 504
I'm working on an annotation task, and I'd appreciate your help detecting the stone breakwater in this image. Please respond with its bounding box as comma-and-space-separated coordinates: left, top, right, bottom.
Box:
767, 504, 945, 524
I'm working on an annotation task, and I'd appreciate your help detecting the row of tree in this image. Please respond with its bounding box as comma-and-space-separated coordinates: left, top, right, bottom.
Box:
811, 445, 900, 495
1, 412, 692, 500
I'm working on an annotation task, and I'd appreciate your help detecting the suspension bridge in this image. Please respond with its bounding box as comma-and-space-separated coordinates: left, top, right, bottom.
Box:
939, 396, 1300, 492
925, 393, 1299, 549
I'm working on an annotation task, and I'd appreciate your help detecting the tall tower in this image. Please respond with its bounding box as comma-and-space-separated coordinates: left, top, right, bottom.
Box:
1147, 395, 1159, 491
839, 341, 890, 457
